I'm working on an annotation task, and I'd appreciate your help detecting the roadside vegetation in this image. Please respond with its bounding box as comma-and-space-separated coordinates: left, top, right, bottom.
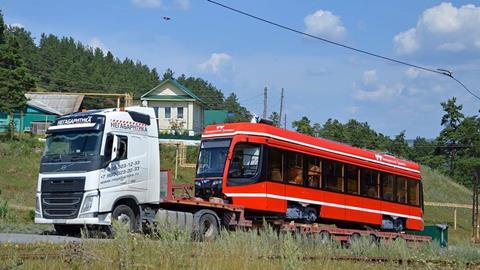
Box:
1, 222, 480, 270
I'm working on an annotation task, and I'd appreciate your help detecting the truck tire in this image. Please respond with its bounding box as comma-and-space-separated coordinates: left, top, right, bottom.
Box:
54, 224, 81, 236
347, 233, 361, 247
112, 204, 138, 232
193, 210, 220, 241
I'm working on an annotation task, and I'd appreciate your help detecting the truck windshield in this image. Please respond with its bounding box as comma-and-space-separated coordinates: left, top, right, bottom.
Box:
44, 130, 103, 157
196, 139, 231, 178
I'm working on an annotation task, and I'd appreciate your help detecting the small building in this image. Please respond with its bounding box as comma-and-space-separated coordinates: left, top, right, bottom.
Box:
204, 110, 230, 126
0, 93, 84, 134
141, 79, 206, 136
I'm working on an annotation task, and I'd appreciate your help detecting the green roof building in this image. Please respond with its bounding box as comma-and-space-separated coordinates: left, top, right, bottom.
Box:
141, 79, 206, 136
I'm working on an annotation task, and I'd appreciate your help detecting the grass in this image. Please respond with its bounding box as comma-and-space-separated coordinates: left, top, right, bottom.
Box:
421, 167, 474, 244
160, 144, 197, 184
1, 223, 480, 270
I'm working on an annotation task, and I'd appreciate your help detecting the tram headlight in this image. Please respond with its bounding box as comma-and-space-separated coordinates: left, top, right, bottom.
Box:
211, 180, 222, 187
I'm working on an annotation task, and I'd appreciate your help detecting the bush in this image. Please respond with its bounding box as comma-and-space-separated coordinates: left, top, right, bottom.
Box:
0, 136, 43, 157
0, 189, 10, 219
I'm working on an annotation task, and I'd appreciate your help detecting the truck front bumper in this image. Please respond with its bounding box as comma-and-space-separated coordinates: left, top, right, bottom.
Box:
35, 213, 112, 226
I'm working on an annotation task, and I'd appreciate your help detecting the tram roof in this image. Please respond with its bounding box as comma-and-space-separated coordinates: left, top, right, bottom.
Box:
202, 122, 421, 177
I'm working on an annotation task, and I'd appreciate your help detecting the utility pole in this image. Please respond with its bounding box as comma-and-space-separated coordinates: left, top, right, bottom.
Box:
284, 113, 287, 129
474, 168, 480, 242
279, 88, 284, 127
263, 87, 268, 119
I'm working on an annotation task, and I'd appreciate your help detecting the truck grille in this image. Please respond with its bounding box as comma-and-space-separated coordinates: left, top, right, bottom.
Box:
41, 192, 84, 219
41, 177, 86, 219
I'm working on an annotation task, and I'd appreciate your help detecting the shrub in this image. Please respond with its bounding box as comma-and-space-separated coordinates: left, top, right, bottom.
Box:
0, 189, 10, 219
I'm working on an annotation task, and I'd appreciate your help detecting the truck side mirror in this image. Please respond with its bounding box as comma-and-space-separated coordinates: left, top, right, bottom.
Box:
111, 135, 119, 162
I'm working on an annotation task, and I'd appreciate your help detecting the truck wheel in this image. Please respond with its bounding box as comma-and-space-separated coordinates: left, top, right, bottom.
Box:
54, 224, 81, 236
112, 204, 138, 232
194, 211, 219, 241
318, 231, 331, 244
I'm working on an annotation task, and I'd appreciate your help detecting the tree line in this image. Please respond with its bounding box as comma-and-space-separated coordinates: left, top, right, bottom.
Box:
286, 97, 480, 188
0, 10, 250, 120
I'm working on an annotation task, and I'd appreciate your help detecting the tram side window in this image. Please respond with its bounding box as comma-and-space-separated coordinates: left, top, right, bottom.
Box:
323, 160, 343, 192
285, 152, 304, 185
307, 156, 321, 188
381, 174, 395, 201
267, 147, 283, 182
407, 179, 420, 206
228, 144, 261, 179
361, 169, 379, 198
396, 176, 407, 203
345, 165, 359, 194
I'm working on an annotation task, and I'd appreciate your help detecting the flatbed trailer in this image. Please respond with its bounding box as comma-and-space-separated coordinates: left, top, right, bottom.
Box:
154, 172, 431, 244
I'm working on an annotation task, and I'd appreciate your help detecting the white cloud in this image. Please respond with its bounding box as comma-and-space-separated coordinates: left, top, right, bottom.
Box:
393, 28, 419, 54
437, 42, 465, 52
132, 0, 162, 8
10, 22, 24, 28
174, 0, 190, 10
89, 37, 108, 53
354, 83, 405, 102
198, 53, 232, 74
405, 67, 419, 79
420, 2, 460, 34
363, 69, 377, 84
304, 10, 346, 40
394, 3, 480, 55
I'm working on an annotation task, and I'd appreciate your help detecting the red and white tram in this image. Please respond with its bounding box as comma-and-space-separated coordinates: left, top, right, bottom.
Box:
194, 122, 423, 231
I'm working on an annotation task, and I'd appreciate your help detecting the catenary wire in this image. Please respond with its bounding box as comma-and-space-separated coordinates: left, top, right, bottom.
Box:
206, 0, 480, 101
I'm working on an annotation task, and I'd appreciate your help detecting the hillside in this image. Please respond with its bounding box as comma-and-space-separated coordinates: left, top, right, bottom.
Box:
0, 139, 474, 243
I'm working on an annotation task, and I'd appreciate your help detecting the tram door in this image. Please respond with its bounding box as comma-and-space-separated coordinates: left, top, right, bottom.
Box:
265, 147, 286, 212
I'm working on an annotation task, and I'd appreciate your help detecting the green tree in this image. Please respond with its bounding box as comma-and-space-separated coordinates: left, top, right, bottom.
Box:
316, 118, 345, 142
0, 11, 35, 137
387, 131, 410, 158
269, 111, 280, 126
438, 97, 465, 176
292, 116, 314, 136
162, 68, 174, 80
224, 93, 251, 122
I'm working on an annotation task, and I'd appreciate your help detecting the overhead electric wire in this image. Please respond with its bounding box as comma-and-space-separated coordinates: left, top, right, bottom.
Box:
207, 0, 480, 102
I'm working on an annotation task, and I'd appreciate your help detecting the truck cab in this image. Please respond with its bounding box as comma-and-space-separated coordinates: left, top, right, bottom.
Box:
34, 107, 163, 232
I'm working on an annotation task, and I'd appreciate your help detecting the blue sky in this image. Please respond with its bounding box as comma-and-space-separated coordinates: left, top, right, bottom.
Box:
2, 0, 480, 138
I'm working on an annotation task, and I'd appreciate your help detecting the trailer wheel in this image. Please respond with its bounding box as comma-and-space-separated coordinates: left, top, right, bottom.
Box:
318, 231, 331, 244
112, 204, 138, 232
368, 234, 379, 246
193, 210, 220, 241
347, 233, 361, 247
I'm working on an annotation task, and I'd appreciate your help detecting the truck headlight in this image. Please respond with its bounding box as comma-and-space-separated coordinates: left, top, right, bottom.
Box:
80, 193, 98, 213
35, 194, 42, 218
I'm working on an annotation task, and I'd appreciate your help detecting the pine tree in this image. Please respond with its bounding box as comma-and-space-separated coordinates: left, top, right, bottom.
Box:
0, 11, 35, 137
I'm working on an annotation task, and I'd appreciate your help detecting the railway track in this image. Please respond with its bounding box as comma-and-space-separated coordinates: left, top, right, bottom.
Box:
2, 250, 479, 268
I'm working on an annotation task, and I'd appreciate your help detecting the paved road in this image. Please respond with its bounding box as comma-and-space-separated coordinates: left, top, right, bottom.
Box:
0, 233, 81, 244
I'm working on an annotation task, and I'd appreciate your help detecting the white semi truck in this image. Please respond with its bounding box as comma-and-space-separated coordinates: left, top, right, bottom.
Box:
35, 106, 249, 239
35, 107, 161, 233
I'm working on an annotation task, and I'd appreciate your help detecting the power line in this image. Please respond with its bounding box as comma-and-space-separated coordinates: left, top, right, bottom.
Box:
207, 0, 480, 102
